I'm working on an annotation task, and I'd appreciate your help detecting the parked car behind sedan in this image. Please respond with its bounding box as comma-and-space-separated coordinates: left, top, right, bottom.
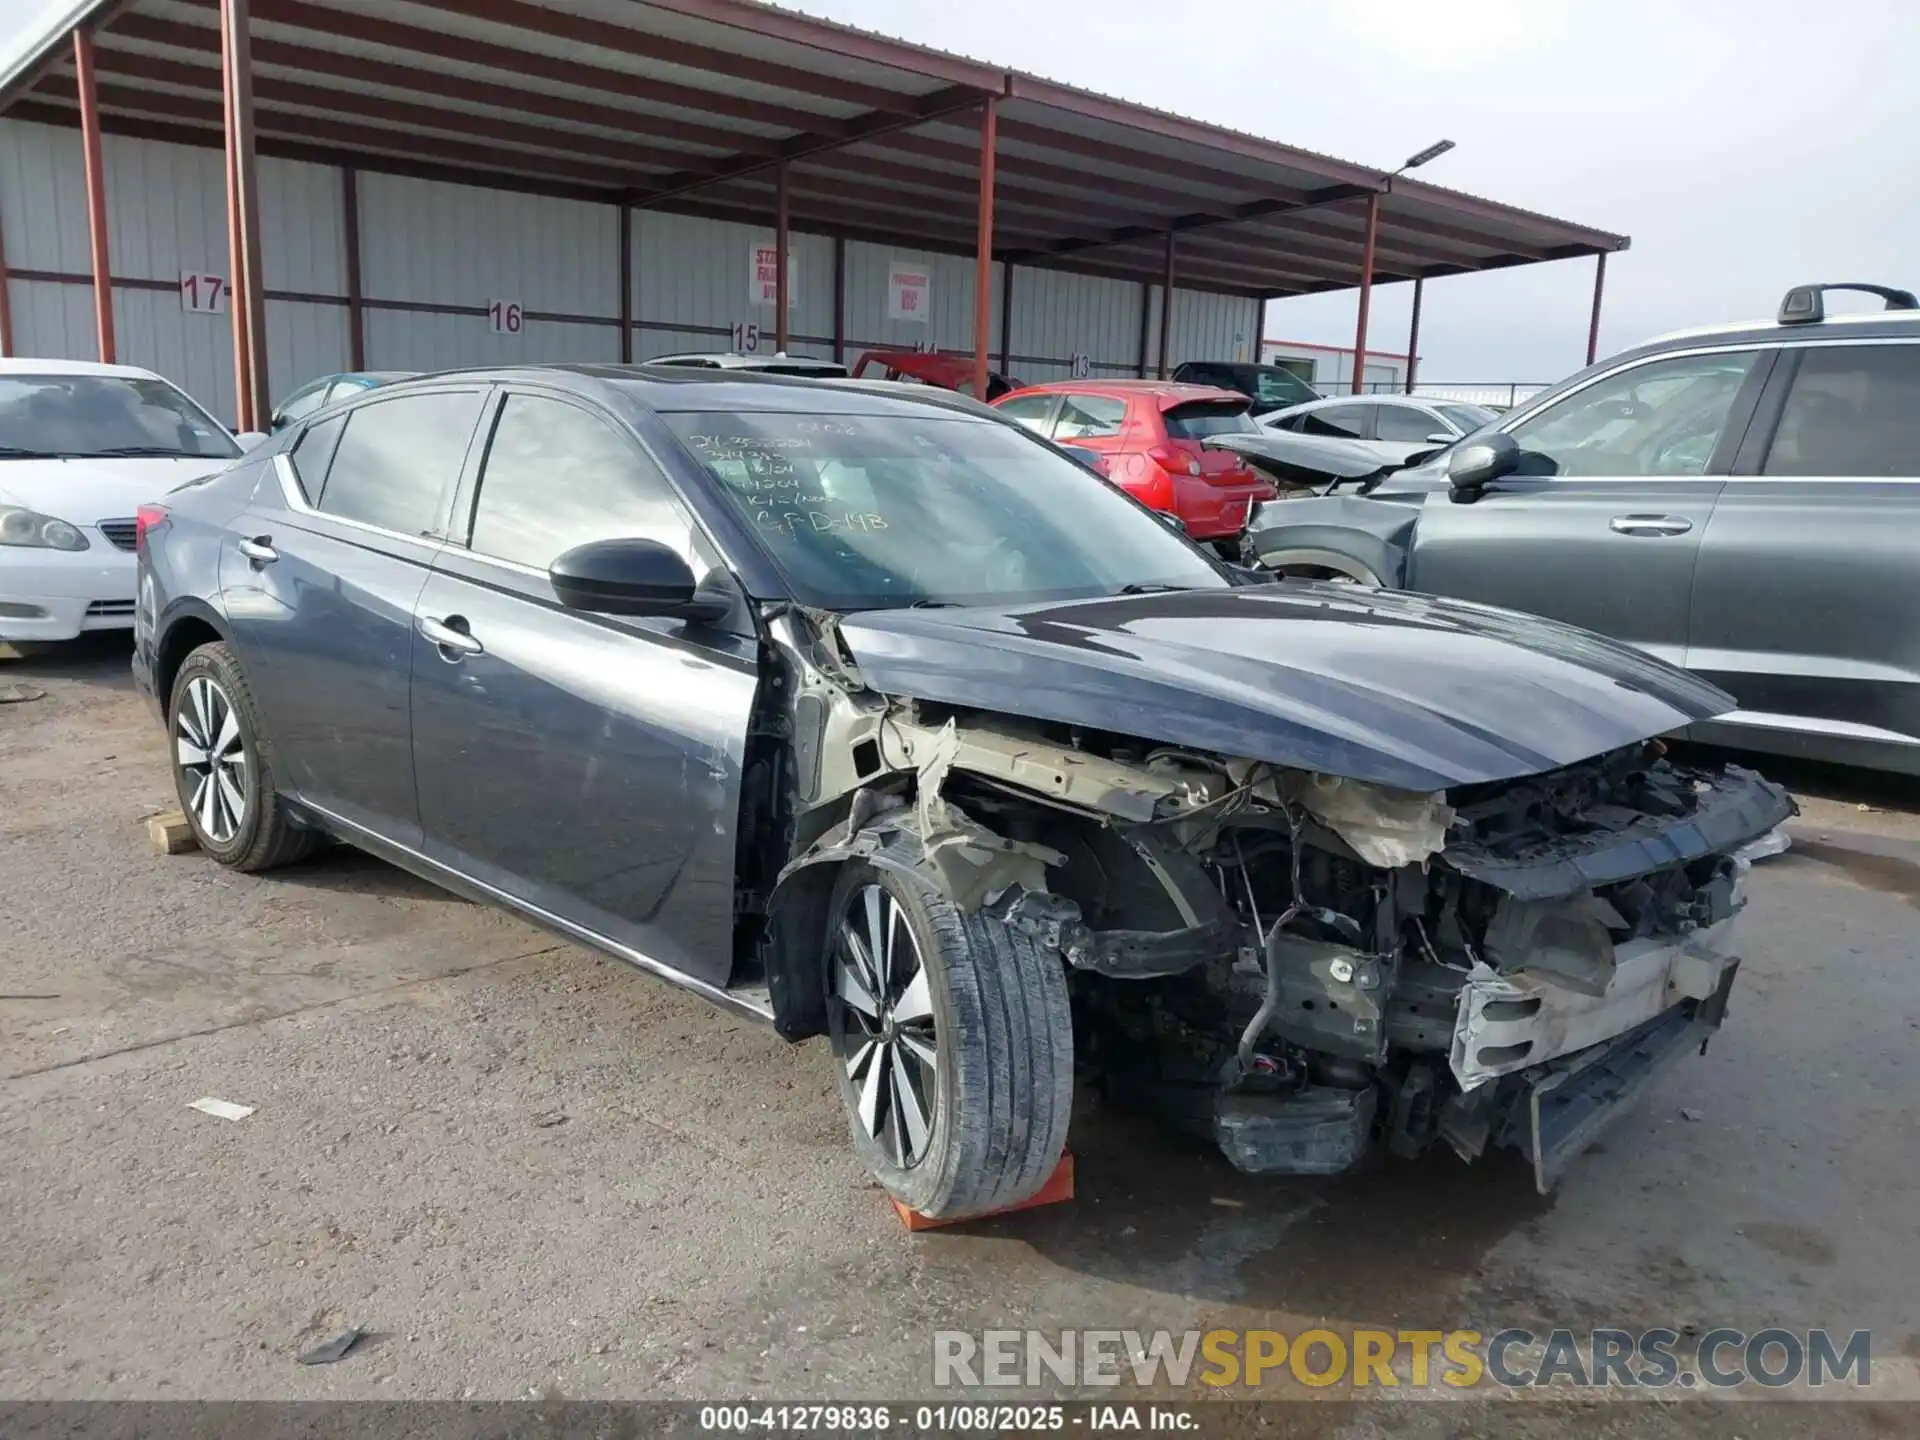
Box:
133, 365, 1790, 1220
992, 380, 1276, 548
1170, 360, 1320, 416
851, 348, 1022, 401
269, 371, 412, 431
1263, 394, 1499, 466
0, 359, 244, 647
1243, 281, 1920, 776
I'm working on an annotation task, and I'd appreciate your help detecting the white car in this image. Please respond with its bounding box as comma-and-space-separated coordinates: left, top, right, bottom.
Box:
1261, 393, 1498, 466
0, 359, 250, 645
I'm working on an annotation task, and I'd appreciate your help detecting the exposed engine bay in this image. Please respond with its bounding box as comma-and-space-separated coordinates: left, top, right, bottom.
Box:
751, 608, 1796, 1193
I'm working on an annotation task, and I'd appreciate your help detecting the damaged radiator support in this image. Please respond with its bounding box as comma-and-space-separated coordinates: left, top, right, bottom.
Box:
784, 694, 1793, 1190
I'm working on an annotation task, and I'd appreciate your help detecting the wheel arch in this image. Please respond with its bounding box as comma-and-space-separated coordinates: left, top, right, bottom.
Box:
153, 601, 231, 710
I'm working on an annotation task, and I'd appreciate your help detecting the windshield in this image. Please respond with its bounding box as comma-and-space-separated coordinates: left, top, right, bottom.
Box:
1436, 402, 1497, 432
0, 375, 238, 461
663, 410, 1227, 610
1250, 367, 1320, 408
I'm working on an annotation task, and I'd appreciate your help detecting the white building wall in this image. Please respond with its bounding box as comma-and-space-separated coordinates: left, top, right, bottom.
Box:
842, 241, 1000, 358
632, 209, 835, 360
1003, 266, 1141, 383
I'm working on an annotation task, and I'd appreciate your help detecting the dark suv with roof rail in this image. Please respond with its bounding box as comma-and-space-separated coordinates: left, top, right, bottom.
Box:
1242, 283, 1920, 776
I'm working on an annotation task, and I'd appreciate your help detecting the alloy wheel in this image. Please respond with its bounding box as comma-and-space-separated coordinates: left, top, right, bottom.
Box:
175, 676, 248, 845
830, 884, 939, 1169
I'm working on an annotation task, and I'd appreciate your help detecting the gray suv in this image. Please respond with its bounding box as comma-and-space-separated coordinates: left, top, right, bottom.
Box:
1243, 283, 1920, 775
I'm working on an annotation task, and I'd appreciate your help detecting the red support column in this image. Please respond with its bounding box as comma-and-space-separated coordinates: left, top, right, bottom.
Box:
73, 29, 115, 365
221, 0, 269, 429
1404, 275, 1423, 393
342, 167, 365, 372
773, 161, 789, 355
1136, 280, 1151, 378
219, 6, 249, 427
1156, 231, 1175, 379
1350, 191, 1379, 395
972, 94, 997, 401
617, 201, 632, 363
831, 235, 845, 363
1586, 251, 1608, 365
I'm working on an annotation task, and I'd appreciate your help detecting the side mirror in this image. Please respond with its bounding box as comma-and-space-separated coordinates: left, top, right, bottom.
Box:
549, 538, 729, 622
234, 430, 269, 451
1446, 432, 1521, 500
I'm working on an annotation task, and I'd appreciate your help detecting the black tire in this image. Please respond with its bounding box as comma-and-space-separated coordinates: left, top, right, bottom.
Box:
168, 641, 321, 872
825, 854, 1073, 1221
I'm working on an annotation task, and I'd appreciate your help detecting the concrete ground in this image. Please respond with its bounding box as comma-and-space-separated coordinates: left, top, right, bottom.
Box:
3, 634, 1917, 1436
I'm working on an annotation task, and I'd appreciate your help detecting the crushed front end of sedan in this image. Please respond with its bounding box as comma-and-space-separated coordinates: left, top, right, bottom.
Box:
750, 584, 1793, 1204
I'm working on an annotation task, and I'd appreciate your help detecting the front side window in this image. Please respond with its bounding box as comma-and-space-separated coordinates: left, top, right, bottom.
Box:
662, 410, 1226, 610
1053, 394, 1126, 440
468, 394, 687, 569
0, 374, 238, 461
317, 391, 483, 536
1763, 345, 1920, 478
1375, 404, 1445, 443
1300, 404, 1371, 439
1506, 350, 1757, 477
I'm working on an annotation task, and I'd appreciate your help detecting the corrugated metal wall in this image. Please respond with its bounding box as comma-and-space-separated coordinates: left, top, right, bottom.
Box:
1, 116, 1270, 414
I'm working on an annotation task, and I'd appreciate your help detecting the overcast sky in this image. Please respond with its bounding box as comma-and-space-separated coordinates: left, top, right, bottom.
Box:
786, 0, 1920, 382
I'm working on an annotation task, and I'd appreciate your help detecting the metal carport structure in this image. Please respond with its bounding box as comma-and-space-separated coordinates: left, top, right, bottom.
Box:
0, 0, 1628, 428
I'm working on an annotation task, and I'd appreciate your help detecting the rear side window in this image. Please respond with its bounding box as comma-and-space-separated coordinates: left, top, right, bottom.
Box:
1300, 404, 1372, 439
1164, 401, 1257, 440
1763, 345, 1920, 477
317, 391, 483, 536
273, 380, 331, 429
468, 394, 687, 569
287, 414, 345, 501
1054, 394, 1126, 440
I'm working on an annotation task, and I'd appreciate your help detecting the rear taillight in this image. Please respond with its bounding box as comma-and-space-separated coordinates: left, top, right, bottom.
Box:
1148, 444, 1202, 477
134, 503, 167, 553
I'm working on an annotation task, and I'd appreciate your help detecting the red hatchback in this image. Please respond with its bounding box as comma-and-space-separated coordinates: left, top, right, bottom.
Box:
991, 381, 1276, 542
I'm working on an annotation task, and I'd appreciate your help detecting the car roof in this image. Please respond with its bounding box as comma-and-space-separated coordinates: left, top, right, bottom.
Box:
1272, 394, 1437, 415
1003, 379, 1245, 406
0, 357, 167, 381
647, 351, 848, 371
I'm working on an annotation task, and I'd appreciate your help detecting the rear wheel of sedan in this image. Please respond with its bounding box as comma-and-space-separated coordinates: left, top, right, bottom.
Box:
169, 642, 320, 872
825, 859, 1073, 1221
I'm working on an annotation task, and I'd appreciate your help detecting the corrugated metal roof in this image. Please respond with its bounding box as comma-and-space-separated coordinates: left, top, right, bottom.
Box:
1, 0, 1627, 300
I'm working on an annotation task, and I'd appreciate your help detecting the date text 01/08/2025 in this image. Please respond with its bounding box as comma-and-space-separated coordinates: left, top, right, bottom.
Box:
697, 1403, 1200, 1432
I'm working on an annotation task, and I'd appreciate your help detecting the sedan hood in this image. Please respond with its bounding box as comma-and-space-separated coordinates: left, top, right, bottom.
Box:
0, 457, 229, 521
836, 585, 1738, 791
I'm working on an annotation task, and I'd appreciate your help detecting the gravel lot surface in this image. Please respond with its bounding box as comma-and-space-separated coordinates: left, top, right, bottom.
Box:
3, 635, 1915, 1436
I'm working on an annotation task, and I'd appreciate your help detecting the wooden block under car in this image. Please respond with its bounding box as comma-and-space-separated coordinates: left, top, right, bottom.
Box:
891, 1149, 1075, 1231
147, 810, 198, 855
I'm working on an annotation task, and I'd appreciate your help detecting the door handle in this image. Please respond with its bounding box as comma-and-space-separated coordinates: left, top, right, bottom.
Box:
1609, 514, 1693, 537
419, 614, 484, 658
237, 535, 278, 563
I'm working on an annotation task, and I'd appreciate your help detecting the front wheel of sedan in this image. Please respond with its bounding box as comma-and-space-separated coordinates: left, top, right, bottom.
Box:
169, 642, 320, 872
825, 858, 1073, 1221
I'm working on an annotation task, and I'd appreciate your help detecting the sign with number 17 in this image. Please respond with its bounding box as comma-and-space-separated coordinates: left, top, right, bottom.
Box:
179, 272, 226, 314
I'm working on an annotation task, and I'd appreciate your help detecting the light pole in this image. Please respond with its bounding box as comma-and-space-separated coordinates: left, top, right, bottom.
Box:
1352, 139, 1454, 394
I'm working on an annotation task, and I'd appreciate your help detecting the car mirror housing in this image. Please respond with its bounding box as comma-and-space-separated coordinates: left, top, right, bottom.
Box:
550, 537, 721, 620
1447, 432, 1521, 500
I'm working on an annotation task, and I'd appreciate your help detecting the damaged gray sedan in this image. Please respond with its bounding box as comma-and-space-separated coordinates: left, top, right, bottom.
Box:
134, 367, 1793, 1223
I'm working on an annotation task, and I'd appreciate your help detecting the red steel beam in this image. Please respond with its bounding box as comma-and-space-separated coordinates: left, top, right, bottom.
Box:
73, 29, 116, 364
831, 236, 845, 362
1156, 231, 1175, 379
1350, 192, 1379, 395
618, 202, 632, 364
997, 260, 1012, 376
972, 95, 996, 400
1586, 251, 1607, 365
774, 161, 789, 354
220, 8, 248, 423
222, 0, 269, 427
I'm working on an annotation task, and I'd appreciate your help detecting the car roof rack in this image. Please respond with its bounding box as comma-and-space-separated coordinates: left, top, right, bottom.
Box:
1778, 283, 1919, 325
